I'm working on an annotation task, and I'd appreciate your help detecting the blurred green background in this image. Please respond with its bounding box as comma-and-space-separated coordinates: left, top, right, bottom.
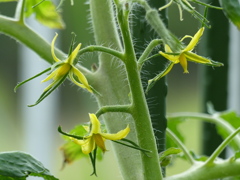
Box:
0, 1, 231, 179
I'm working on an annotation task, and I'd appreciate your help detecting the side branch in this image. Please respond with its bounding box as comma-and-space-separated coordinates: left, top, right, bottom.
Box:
137, 39, 163, 71
167, 112, 240, 149
78, 45, 124, 61
0, 16, 64, 64
95, 105, 132, 118
166, 128, 196, 165
0, 16, 93, 77
206, 127, 240, 165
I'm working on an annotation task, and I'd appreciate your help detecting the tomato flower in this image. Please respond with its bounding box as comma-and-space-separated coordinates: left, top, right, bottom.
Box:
42, 33, 92, 93
71, 113, 130, 154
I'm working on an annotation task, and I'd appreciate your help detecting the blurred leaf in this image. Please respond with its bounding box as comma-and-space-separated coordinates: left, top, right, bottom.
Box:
220, 111, 240, 129
167, 117, 185, 148
190, 151, 208, 162
229, 151, 240, 162
0, 151, 58, 180
25, 0, 65, 29
0, 0, 17, 2
219, 0, 240, 30
216, 111, 240, 151
159, 147, 181, 167
60, 125, 103, 166
159, 147, 182, 162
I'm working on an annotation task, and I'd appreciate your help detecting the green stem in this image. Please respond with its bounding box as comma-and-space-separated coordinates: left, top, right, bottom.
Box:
140, 1, 181, 51
0, 15, 92, 77
0, 16, 63, 64
167, 112, 240, 148
15, 0, 25, 23
206, 128, 240, 165
95, 105, 132, 117
78, 45, 124, 61
137, 39, 163, 70
166, 160, 240, 180
114, 2, 163, 179
166, 128, 196, 165
125, 59, 163, 180
89, 0, 146, 179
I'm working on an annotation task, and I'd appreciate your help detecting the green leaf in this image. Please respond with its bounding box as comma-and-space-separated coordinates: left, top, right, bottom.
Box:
216, 111, 240, 151
219, 0, 240, 30
0, 151, 58, 180
25, 0, 65, 29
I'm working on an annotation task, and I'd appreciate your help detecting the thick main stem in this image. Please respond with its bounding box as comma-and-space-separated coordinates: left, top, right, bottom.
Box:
125, 60, 163, 179
89, 0, 144, 179
116, 4, 162, 179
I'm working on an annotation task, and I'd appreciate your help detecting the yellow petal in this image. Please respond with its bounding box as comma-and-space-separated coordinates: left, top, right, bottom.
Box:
70, 137, 86, 145
184, 27, 204, 52
159, 51, 180, 63
81, 138, 95, 154
157, 62, 175, 79
55, 63, 71, 78
71, 137, 95, 154
68, 71, 86, 89
42, 64, 70, 82
41, 69, 59, 83
101, 125, 130, 141
180, 35, 193, 42
164, 44, 173, 53
89, 114, 101, 134
71, 66, 92, 92
93, 134, 107, 152
179, 54, 189, 73
51, 33, 61, 63
184, 51, 212, 64
66, 43, 81, 65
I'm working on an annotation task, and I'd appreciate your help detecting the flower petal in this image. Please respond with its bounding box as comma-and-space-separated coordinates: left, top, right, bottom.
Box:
93, 134, 107, 152
159, 51, 180, 63
71, 137, 95, 155
41, 68, 59, 83
51, 33, 61, 63
89, 114, 101, 134
71, 66, 92, 92
184, 51, 212, 64
164, 44, 173, 53
101, 125, 130, 141
184, 27, 204, 52
157, 62, 175, 79
179, 54, 189, 73
66, 43, 81, 65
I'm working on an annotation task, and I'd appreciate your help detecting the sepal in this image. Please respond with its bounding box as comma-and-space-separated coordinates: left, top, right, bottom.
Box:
14, 67, 51, 93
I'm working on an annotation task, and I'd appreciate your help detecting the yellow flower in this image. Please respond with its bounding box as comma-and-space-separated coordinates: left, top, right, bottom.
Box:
71, 113, 130, 154
42, 33, 92, 93
159, 27, 222, 77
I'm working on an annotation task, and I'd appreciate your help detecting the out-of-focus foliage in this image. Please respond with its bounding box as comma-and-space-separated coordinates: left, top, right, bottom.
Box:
216, 111, 240, 151
219, 0, 240, 30
0, 0, 17, 2
25, 0, 65, 29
